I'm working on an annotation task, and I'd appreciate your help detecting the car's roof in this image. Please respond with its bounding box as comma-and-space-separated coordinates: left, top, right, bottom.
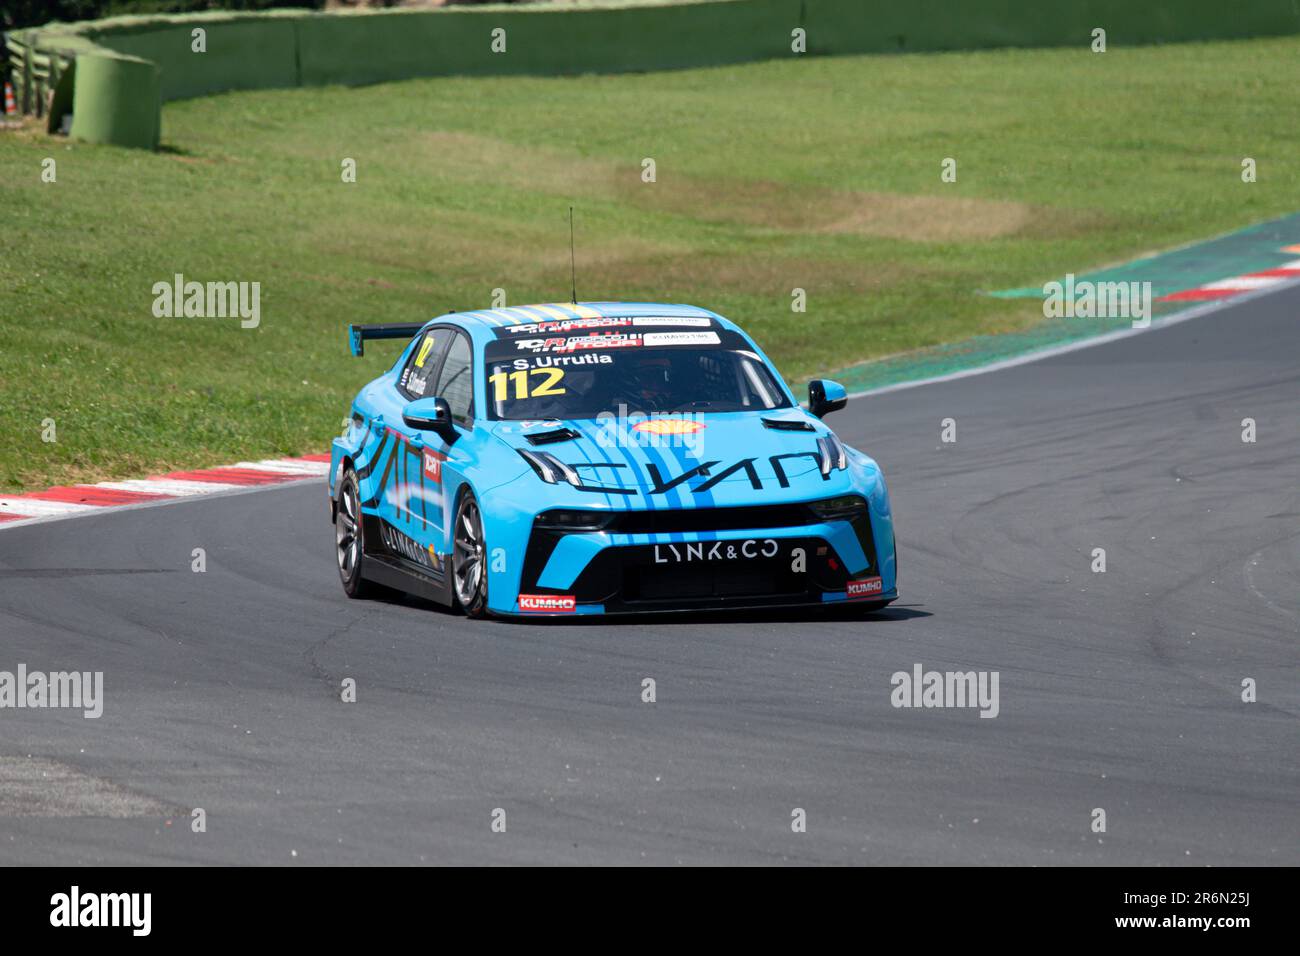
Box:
426, 302, 740, 339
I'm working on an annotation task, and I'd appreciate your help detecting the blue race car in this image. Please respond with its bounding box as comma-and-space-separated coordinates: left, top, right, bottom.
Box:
329, 302, 897, 618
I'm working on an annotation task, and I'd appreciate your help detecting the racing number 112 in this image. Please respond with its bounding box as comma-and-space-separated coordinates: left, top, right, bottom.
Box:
489, 368, 566, 401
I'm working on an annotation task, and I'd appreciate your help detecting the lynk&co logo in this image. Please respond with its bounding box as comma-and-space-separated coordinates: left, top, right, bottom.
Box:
654, 538, 780, 563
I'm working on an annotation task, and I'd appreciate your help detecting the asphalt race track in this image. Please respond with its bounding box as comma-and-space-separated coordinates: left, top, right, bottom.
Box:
2, 285, 1297, 866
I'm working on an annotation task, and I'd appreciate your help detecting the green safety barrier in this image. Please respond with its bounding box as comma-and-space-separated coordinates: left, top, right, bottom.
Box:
294, 1, 796, 86
87, 13, 301, 101
803, 0, 1300, 54
69, 52, 161, 149
8, 0, 1300, 151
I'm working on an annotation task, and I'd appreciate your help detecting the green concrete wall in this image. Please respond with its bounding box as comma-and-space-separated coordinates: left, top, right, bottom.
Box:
13, 0, 1300, 150
68, 52, 161, 150
805, 0, 1300, 54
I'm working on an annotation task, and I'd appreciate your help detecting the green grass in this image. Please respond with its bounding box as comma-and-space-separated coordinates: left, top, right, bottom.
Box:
3, 37, 1299, 491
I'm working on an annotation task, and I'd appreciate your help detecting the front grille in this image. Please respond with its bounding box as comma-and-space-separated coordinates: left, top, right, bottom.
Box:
519, 502, 879, 609
604, 503, 817, 535
624, 562, 798, 603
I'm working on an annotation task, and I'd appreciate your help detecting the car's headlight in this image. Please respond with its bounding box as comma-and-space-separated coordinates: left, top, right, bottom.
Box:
517, 448, 580, 486
808, 494, 867, 521
815, 432, 848, 475
534, 509, 612, 532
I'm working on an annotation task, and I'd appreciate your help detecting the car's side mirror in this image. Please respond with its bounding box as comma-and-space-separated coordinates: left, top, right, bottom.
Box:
403, 396, 455, 440
808, 379, 847, 419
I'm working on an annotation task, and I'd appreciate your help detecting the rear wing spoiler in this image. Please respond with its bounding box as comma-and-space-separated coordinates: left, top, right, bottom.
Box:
348, 322, 427, 357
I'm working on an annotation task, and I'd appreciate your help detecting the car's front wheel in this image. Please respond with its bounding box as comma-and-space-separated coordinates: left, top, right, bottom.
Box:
335, 465, 378, 599
452, 489, 489, 618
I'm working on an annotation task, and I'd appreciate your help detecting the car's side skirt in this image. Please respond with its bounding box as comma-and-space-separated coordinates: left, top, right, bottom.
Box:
359, 514, 455, 608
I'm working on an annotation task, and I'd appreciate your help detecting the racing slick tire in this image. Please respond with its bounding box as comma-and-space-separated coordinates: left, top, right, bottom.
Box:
452, 488, 490, 619
335, 465, 380, 599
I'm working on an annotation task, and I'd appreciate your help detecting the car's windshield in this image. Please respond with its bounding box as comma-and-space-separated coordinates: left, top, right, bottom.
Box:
484, 319, 791, 420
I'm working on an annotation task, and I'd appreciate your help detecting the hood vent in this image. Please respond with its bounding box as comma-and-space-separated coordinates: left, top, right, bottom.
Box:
524, 427, 580, 446
761, 417, 815, 432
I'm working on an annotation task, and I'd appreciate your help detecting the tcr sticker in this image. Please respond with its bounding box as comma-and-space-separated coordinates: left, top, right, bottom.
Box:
423, 448, 446, 484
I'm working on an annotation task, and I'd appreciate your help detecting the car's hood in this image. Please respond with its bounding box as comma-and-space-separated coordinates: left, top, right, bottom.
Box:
487, 409, 850, 504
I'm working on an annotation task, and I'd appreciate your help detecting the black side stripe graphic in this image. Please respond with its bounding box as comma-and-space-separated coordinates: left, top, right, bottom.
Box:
693, 458, 762, 492
355, 431, 390, 481
769, 452, 824, 489
645, 460, 719, 495
361, 440, 398, 509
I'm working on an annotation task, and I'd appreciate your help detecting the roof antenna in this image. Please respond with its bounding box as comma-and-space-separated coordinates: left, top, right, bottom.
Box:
568, 206, 578, 304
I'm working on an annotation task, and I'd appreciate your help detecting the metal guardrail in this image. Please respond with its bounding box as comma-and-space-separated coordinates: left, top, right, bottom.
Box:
4, 33, 73, 120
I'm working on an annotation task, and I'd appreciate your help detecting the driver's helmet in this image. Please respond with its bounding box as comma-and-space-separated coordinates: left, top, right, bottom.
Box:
626, 355, 674, 408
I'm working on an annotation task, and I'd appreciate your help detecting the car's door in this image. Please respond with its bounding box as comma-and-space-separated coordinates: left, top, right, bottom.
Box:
421, 331, 477, 562
377, 326, 456, 576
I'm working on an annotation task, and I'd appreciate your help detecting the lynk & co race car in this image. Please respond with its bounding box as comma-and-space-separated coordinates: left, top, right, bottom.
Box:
330, 302, 897, 617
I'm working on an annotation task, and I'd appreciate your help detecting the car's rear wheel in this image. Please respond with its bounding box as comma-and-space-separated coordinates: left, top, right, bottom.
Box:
452, 490, 488, 618
335, 466, 377, 599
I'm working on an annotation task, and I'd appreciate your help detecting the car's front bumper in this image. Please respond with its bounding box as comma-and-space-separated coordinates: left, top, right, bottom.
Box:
505, 513, 894, 616
480, 455, 897, 617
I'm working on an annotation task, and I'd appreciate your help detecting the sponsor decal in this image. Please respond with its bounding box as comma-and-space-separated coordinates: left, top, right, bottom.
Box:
631, 317, 714, 328
381, 522, 441, 573
641, 331, 721, 347
506, 317, 632, 335
502, 316, 712, 336
654, 539, 779, 563
512, 329, 720, 354
515, 332, 642, 353
633, 418, 706, 436
847, 576, 883, 599
519, 593, 576, 612
423, 448, 445, 483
